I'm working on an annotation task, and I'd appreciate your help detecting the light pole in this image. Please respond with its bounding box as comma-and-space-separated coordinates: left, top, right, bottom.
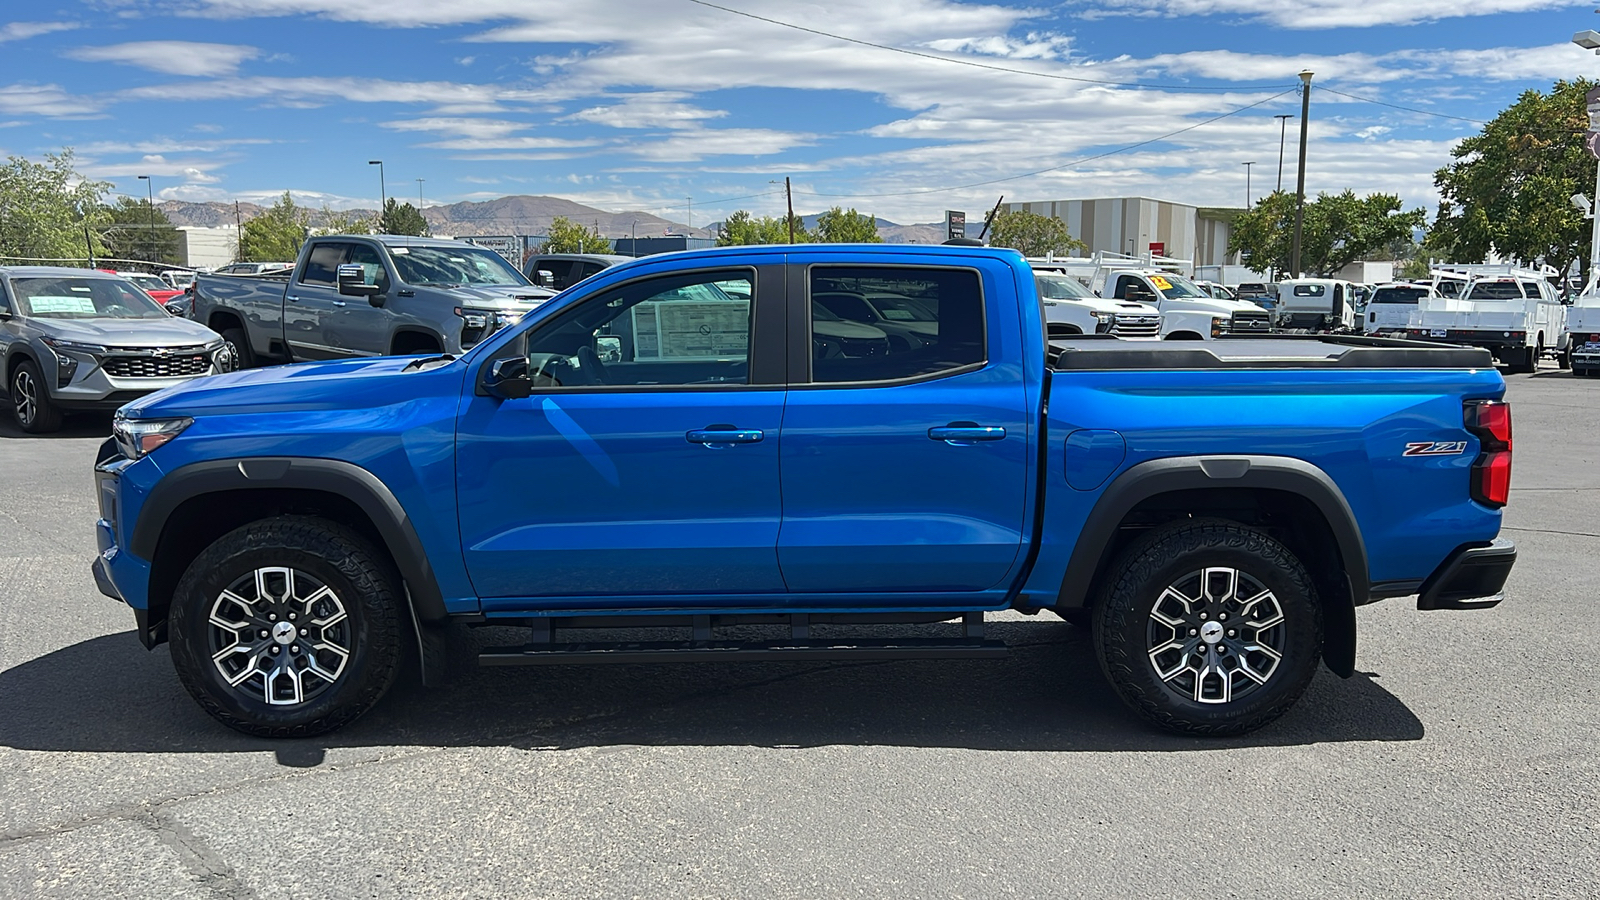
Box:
1290, 70, 1313, 278
1273, 115, 1292, 192
415, 177, 424, 207
1242, 161, 1256, 209
686, 197, 693, 234
1574, 29, 1600, 285
368, 160, 385, 221
136, 175, 154, 263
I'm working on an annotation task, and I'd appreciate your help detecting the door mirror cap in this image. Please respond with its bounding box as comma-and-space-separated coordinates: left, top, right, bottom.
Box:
337, 263, 382, 298
484, 357, 533, 400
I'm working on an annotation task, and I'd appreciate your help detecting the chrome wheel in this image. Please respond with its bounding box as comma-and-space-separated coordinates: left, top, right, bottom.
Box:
1146, 566, 1286, 705
208, 566, 352, 706
13, 368, 36, 426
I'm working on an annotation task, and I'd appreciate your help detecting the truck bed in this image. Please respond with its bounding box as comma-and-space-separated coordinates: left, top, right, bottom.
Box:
1049, 334, 1495, 370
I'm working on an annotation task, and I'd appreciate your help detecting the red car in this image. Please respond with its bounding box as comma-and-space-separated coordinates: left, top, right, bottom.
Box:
119, 271, 184, 305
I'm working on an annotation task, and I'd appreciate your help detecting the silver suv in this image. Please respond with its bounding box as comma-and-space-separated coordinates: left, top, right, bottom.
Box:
1, 267, 232, 433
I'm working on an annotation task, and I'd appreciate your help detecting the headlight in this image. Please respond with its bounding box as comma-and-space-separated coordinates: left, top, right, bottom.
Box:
113, 414, 192, 460
42, 337, 108, 356
1211, 316, 1228, 337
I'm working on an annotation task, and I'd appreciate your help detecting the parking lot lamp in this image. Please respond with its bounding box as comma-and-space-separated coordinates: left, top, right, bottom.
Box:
1242, 161, 1256, 209
1574, 30, 1600, 284
1290, 70, 1313, 278
136, 175, 154, 263
1274, 115, 1292, 191
368, 160, 386, 222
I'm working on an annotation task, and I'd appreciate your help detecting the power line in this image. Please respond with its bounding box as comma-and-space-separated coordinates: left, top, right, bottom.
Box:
1318, 86, 1487, 125
681, 0, 1293, 93
793, 89, 1296, 199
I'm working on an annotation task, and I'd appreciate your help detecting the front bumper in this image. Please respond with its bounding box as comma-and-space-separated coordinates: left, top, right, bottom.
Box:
1417, 538, 1516, 610
93, 451, 157, 644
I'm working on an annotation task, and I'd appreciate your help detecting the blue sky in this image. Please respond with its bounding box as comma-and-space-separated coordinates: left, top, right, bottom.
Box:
2, 0, 1597, 226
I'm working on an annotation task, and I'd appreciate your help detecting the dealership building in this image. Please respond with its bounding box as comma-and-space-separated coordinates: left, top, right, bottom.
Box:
1002, 197, 1240, 266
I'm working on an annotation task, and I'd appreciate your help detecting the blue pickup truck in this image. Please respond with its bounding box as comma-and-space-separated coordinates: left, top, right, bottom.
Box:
90, 244, 1516, 738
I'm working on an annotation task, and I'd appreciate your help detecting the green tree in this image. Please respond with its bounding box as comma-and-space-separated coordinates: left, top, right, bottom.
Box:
0, 148, 110, 262
1433, 79, 1593, 282
1227, 190, 1424, 277
537, 216, 607, 253
812, 206, 882, 243
377, 198, 428, 237
715, 209, 808, 245
312, 204, 375, 237
988, 209, 1086, 258
239, 191, 310, 263
102, 197, 181, 264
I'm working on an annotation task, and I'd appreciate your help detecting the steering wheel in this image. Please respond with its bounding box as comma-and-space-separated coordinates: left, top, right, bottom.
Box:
576, 346, 609, 385
529, 353, 566, 387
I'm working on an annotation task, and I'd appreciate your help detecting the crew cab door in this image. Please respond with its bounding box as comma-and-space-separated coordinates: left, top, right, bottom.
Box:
455, 258, 788, 604
776, 259, 1030, 597
284, 241, 390, 359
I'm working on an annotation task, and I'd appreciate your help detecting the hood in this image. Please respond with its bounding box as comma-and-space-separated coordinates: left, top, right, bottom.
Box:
436, 284, 556, 309
123, 355, 457, 420
814, 319, 888, 340
1051, 297, 1160, 315
37, 315, 219, 348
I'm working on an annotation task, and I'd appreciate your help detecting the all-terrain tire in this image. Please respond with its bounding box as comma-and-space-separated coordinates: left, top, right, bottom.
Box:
1092, 519, 1323, 736
219, 327, 253, 370
169, 516, 403, 738
11, 359, 63, 433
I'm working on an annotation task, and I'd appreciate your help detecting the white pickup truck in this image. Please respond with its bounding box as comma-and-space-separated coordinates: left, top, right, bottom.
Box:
1030, 253, 1273, 339
1363, 282, 1437, 335
1406, 270, 1567, 374
1275, 278, 1359, 332
1564, 292, 1600, 376
1031, 267, 1161, 339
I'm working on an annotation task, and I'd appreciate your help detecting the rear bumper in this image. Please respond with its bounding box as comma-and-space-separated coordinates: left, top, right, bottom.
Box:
1417, 538, 1516, 610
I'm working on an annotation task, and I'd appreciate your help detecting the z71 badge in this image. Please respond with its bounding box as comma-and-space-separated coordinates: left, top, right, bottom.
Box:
1404, 441, 1468, 457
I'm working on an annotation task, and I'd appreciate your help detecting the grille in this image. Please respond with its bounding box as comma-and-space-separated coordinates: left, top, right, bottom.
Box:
1110, 315, 1161, 338
837, 336, 890, 357
103, 353, 211, 378
1229, 311, 1273, 333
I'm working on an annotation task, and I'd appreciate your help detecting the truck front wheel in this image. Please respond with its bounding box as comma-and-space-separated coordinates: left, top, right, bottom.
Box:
219, 327, 253, 370
168, 516, 403, 737
1092, 520, 1322, 736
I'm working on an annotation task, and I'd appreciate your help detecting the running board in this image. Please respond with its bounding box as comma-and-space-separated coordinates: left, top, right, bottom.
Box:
480, 637, 1008, 666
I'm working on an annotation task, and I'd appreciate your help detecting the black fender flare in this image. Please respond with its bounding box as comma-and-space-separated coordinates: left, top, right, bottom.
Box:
1055, 455, 1368, 677
129, 456, 447, 621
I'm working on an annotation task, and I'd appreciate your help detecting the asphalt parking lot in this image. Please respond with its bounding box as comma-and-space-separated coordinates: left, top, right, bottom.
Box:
1, 366, 1596, 899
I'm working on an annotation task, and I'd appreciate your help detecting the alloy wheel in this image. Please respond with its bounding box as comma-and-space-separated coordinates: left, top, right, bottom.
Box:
208, 566, 353, 706
1145, 566, 1286, 704
13, 369, 36, 426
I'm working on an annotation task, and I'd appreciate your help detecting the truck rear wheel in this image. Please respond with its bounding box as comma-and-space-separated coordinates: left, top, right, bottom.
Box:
1092, 520, 1322, 736
219, 327, 253, 370
1509, 345, 1537, 374
168, 516, 403, 737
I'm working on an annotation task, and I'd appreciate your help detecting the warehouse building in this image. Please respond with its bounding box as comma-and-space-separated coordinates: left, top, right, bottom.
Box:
1002, 197, 1239, 267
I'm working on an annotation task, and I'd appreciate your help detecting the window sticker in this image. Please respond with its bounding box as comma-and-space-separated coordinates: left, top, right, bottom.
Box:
1149, 275, 1173, 291
29, 295, 97, 315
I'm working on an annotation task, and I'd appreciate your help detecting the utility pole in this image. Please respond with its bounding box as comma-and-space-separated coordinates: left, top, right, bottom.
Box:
234, 200, 242, 261
1274, 115, 1292, 192
1290, 71, 1313, 278
1242, 162, 1255, 209
686, 197, 693, 234
416, 177, 424, 207
785, 177, 795, 243
137, 175, 154, 263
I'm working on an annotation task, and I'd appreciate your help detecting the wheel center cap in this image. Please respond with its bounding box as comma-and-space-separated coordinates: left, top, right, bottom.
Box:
272, 621, 296, 645
1199, 621, 1224, 644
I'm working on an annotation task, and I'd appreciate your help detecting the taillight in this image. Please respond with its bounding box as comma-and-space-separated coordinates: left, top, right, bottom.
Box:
1465, 400, 1512, 508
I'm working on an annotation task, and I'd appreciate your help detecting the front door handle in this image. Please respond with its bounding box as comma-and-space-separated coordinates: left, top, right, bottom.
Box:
686, 426, 764, 445
928, 423, 1006, 444
286, 295, 301, 303
331, 299, 346, 307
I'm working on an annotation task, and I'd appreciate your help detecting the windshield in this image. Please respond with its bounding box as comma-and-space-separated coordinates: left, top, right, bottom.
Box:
865, 293, 937, 321
1372, 287, 1428, 305
388, 245, 530, 287
1465, 281, 1529, 301
1147, 273, 1209, 299
11, 276, 170, 319
1035, 273, 1094, 301
126, 274, 166, 291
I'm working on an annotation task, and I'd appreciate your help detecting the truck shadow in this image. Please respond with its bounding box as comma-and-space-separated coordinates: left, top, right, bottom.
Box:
0, 622, 1423, 766
0, 408, 114, 440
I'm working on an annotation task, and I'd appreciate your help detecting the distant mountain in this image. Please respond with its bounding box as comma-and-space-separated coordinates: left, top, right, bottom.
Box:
156, 194, 950, 243
158, 194, 707, 239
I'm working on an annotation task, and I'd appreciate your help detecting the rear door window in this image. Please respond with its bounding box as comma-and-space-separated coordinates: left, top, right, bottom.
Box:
300, 243, 348, 286
807, 266, 985, 384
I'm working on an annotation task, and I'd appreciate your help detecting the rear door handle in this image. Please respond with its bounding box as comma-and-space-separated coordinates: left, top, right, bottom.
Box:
285, 295, 300, 303
928, 423, 1006, 444
686, 427, 764, 445
331, 299, 346, 307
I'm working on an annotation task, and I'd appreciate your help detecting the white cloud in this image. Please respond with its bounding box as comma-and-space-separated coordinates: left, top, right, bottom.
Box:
567, 94, 728, 129
380, 117, 535, 139
0, 83, 102, 118
85, 154, 229, 181
626, 127, 816, 162
117, 76, 548, 113
0, 21, 79, 43
67, 41, 261, 77
1069, 0, 1577, 29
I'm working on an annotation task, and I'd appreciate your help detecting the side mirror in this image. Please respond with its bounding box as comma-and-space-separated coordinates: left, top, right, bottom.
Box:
337, 263, 383, 300
536, 270, 555, 288
594, 335, 623, 363
483, 357, 533, 400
